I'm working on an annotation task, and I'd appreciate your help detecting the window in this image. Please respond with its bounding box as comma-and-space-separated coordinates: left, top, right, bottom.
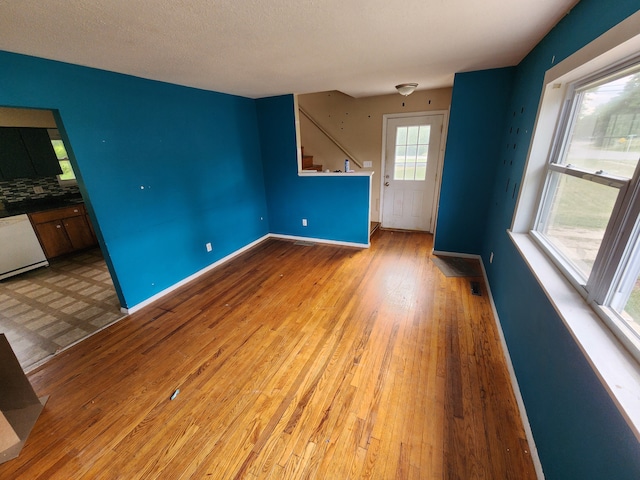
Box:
511, 10, 640, 438
393, 125, 430, 181
532, 60, 640, 355
48, 129, 77, 186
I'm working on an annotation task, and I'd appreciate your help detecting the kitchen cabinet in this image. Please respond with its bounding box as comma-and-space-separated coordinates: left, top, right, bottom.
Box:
29, 204, 97, 259
19, 128, 63, 177
0, 128, 33, 180
0, 127, 62, 180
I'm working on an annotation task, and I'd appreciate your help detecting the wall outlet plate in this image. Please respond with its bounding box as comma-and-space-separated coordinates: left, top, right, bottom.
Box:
206, 242, 212, 252
302, 219, 308, 227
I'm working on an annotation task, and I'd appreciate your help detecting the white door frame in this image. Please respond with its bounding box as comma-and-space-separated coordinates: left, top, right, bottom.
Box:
380, 110, 449, 233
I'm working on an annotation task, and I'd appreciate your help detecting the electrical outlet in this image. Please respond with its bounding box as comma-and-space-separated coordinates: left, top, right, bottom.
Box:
302, 218, 308, 227
364, 161, 372, 168
206, 242, 213, 252
490, 252, 494, 264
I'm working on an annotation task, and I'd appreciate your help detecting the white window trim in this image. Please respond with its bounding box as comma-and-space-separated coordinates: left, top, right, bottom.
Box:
511, 10, 640, 441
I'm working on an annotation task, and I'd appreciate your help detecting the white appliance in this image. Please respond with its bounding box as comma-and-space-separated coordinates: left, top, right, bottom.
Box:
0, 214, 48, 280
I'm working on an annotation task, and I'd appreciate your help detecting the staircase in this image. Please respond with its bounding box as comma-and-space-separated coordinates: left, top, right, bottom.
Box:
301, 147, 323, 172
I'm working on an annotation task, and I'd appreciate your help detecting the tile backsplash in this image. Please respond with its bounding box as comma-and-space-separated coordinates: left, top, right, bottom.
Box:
0, 176, 80, 204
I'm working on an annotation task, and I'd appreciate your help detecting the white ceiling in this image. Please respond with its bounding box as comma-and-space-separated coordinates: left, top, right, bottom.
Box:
0, 0, 579, 99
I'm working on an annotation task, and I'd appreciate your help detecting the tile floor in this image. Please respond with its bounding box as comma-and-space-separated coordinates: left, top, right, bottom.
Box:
0, 248, 124, 371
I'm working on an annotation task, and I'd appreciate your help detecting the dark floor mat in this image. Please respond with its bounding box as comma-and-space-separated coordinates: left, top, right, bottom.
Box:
431, 255, 482, 277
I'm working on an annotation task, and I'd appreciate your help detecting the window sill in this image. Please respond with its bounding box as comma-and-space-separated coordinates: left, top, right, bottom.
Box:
297, 171, 375, 177
509, 231, 640, 441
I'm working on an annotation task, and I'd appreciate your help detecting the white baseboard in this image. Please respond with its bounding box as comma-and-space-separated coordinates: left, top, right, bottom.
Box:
122, 233, 270, 314
478, 258, 545, 479
122, 233, 368, 314
432, 249, 480, 259
268, 233, 369, 249
432, 249, 544, 479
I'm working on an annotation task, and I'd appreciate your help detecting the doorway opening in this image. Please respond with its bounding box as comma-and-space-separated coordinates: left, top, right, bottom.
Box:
0, 106, 123, 370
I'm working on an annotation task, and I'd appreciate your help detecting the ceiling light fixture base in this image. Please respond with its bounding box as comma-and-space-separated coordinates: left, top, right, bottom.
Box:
395, 83, 418, 96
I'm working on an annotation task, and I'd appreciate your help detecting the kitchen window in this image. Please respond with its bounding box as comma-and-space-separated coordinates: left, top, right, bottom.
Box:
48, 128, 77, 186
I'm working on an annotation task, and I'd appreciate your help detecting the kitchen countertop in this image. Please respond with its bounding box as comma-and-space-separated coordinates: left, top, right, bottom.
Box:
0, 194, 84, 219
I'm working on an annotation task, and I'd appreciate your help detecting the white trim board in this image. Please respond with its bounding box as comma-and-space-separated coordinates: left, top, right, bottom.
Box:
432, 249, 545, 479
268, 233, 369, 249
297, 171, 374, 177
432, 250, 479, 259
478, 257, 545, 480
122, 233, 369, 314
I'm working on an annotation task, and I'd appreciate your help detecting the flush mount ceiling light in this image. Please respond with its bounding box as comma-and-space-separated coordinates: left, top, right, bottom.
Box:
395, 83, 418, 96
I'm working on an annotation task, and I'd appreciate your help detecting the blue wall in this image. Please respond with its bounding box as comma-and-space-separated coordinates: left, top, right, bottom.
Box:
434, 68, 514, 254
257, 95, 371, 246
0, 51, 269, 308
437, 0, 640, 478
0, 53, 372, 308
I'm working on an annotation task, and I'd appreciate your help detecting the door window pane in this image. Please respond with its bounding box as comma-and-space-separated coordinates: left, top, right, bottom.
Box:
405, 164, 416, 180
407, 126, 419, 144
418, 126, 430, 144
396, 127, 408, 145
394, 124, 431, 181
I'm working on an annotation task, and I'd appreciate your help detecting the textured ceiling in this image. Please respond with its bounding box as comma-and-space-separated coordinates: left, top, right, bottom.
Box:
0, 0, 578, 99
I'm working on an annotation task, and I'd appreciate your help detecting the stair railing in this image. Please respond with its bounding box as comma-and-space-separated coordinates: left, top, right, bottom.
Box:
298, 107, 363, 169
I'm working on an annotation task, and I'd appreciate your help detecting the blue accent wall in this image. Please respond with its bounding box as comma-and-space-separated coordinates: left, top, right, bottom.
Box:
257, 95, 371, 246
0, 53, 371, 308
437, 0, 640, 478
434, 68, 514, 254
0, 51, 269, 308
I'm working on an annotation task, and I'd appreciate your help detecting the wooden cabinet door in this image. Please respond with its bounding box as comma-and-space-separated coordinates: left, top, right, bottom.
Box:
33, 220, 74, 258
85, 213, 98, 243
63, 216, 97, 250
30, 204, 98, 259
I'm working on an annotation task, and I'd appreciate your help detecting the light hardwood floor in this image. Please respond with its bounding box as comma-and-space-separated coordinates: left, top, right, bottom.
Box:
0, 231, 537, 479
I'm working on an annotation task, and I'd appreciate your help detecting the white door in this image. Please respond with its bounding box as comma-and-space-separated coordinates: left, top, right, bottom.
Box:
381, 114, 444, 232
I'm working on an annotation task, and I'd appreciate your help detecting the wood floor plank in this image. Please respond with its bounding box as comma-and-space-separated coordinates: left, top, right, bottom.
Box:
0, 232, 537, 479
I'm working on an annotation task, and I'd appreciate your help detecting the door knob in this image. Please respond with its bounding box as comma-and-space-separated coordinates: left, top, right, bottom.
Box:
385, 182, 390, 186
